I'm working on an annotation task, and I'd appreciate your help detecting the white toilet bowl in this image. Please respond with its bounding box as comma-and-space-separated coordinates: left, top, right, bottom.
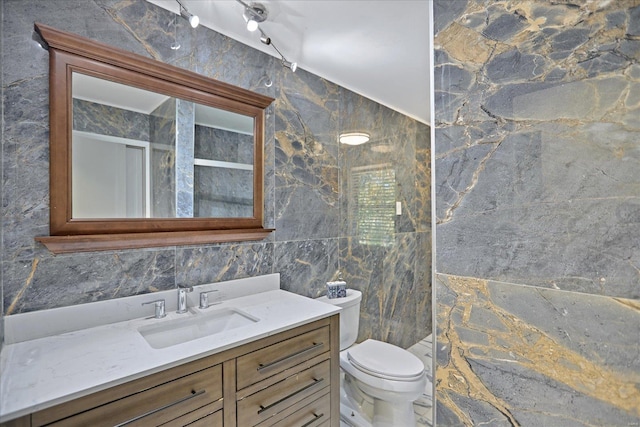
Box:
339, 339, 426, 427
316, 290, 426, 427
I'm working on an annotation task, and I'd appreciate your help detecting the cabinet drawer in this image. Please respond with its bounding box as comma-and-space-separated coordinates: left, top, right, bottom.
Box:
237, 326, 329, 389
237, 360, 330, 426
169, 409, 222, 427
42, 364, 222, 427
158, 403, 223, 427
269, 391, 330, 427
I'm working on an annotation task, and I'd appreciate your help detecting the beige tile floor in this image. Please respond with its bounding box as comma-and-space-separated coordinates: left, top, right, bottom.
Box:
408, 334, 434, 427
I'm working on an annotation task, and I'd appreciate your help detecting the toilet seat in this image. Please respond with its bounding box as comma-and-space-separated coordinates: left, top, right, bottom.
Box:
347, 339, 425, 381
340, 340, 426, 397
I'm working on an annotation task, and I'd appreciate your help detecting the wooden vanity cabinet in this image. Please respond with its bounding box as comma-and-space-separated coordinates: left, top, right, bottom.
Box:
1, 315, 339, 427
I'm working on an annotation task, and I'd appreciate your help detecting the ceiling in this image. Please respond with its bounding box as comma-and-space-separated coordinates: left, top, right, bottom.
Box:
146, 0, 431, 124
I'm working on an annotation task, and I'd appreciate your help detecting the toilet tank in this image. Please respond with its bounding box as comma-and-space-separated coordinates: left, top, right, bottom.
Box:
316, 289, 362, 350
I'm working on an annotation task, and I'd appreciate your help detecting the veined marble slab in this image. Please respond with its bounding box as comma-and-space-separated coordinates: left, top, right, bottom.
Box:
435, 274, 640, 426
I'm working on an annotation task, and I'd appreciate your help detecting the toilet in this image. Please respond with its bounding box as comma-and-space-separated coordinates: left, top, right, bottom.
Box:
317, 289, 426, 427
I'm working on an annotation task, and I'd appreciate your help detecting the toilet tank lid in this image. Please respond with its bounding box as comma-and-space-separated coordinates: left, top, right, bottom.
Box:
316, 289, 362, 308
347, 339, 424, 380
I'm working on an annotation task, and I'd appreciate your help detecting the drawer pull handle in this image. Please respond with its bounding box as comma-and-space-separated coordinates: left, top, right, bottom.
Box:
114, 389, 206, 426
257, 342, 324, 373
257, 378, 324, 415
301, 412, 325, 427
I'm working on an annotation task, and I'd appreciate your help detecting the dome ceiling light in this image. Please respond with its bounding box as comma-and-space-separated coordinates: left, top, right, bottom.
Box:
339, 132, 370, 145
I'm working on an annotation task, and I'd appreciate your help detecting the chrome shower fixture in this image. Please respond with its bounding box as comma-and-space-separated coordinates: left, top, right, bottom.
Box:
176, 0, 199, 28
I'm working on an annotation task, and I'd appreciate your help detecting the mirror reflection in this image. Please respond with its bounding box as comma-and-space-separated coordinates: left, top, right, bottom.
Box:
71, 73, 255, 219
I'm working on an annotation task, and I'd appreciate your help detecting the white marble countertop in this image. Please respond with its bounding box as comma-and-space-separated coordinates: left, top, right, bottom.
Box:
0, 274, 339, 422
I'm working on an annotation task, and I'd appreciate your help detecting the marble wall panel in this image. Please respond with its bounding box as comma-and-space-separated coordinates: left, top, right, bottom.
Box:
175, 99, 194, 217
1, 8, 4, 351
434, 0, 640, 297
435, 274, 640, 427
194, 167, 253, 218
274, 69, 340, 242
149, 99, 176, 218
4, 250, 175, 315
274, 239, 339, 298
338, 88, 432, 347
176, 243, 274, 288
434, 1, 640, 425
73, 100, 150, 141
195, 127, 254, 164
1, 0, 430, 353
194, 126, 254, 217
339, 231, 432, 349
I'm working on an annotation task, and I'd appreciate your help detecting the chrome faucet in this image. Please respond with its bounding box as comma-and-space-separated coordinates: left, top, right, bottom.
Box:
142, 299, 166, 319
177, 285, 193, 314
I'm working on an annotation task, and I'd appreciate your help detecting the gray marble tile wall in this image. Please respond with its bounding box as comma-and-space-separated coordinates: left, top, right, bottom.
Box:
0, 0, 4, 352
0, 0, 431, 349
150, 97, 177, 217
433, 0, 640, 425
435, 274, 640, 426
194, 126, 254, 217
175, 98, 195, 217
73, 99, 151, 140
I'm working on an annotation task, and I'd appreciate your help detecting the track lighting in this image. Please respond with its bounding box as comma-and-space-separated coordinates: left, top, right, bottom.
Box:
258, 28, 297, 72
176, 0, 199, 28
235, 0, 297, 73
241, 2, 267, 32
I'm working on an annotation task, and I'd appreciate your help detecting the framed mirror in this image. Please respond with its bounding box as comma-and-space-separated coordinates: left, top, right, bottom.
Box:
34, 23, 275, 253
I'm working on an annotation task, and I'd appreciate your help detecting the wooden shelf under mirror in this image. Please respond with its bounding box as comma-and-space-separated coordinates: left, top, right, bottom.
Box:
33, 23, 275, 253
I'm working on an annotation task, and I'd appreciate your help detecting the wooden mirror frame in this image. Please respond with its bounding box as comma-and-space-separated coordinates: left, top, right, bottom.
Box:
34, 23, 275, 254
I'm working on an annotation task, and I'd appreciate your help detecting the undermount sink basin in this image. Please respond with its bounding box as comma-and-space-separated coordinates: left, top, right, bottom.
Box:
138, 308, 259, 349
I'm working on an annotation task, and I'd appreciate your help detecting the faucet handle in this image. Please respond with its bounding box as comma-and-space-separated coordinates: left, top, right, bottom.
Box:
199, 290, 220, 309
142, 299, 166, 319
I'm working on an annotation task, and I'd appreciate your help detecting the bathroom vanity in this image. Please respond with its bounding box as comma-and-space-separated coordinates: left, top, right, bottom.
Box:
0, 275, 340, 426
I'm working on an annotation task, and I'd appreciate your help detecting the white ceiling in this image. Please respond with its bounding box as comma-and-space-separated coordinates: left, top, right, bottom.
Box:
146, 0, 431, 124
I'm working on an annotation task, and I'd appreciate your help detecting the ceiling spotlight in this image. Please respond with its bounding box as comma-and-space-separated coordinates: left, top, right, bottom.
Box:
176, 0, 199, 28
259, 27, 298, 73
259, 30, 271, 45
282, 60, 297, 72
339, 132, 370, 145
242, 2, 267, 32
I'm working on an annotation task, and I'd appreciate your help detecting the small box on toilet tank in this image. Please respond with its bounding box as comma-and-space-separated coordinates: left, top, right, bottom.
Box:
326, 280, 347, 299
